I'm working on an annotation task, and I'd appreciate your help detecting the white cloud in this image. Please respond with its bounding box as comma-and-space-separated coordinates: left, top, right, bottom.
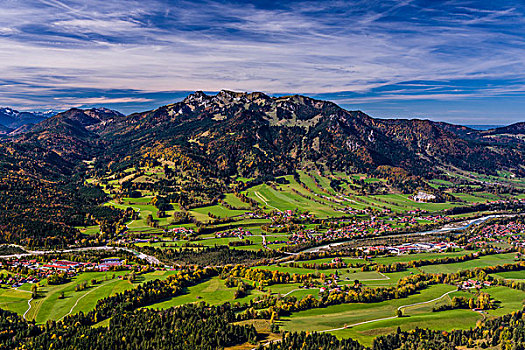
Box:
0, 0, 523, 115
54, 96, 152, 104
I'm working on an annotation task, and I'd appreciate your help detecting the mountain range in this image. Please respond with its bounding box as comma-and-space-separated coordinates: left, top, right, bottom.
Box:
1, 91, 524, 178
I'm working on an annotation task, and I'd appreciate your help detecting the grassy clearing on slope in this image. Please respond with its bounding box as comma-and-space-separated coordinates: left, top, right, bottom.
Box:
492, 270, 525, 280
485, 286, 525, 316
333, 308, 480, 346
371, 251, 471, 265
145, 277, 266, 309
244, 183, 343, 217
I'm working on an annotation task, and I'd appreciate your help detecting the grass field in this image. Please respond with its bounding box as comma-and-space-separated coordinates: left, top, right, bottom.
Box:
485, 286, 525, 316
145, 277, 323, 311
371, 251, 471, 265
244, 182, 343, 217
361, 269, 421, 287
279, 284, 460, 345
419, 253, 517, 274
22, 270, 177, 323
332, 308, 480, 346
145, 277, 266, 309
0, 287, 32, 315
492, 270, 525, 280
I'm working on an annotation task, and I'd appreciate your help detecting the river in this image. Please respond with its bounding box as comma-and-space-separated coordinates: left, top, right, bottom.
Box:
301, 214, 509, 253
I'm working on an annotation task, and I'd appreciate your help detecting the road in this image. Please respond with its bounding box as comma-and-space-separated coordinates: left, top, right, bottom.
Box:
0, 244, 164, 266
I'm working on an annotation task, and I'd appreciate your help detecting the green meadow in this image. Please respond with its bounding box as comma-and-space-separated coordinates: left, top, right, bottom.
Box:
21, 270, 177, 323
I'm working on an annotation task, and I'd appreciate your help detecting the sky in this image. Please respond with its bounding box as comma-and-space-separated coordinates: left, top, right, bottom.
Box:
0, 0, 524, 124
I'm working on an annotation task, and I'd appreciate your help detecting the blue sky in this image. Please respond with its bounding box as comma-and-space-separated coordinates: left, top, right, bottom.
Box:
0, 0, 524, 124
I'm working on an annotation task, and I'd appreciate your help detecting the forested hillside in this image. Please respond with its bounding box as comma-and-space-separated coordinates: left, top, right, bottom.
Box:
0, 90, 523, 245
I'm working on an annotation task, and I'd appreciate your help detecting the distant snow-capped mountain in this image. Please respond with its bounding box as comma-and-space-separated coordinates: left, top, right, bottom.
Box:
0, 107, 57, 130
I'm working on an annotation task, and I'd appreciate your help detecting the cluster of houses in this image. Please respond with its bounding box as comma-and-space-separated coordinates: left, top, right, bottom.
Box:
339, 207, 392, 216
245, 212, 270, 219
289, 229, 319, 245
488, 198, 525, 205
287, 215, 452, 246
319, 284, 341, 294
0, 258, 126, 288
97, 258, 125, 271
411, 191, 437, 202
279, 210, 315, 221
41, 259, 87, 271
0, 273, 39, 288
215, 228, 253, 239
459, 279, 492, 290
361, 241, 459, 255
168, 227, 195, 237
417, 215, 450, 223
245, 210, 315, 222
467, 220, 525, 247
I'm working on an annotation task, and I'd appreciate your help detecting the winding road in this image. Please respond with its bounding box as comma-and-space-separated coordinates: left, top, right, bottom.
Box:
22, 298, 33, 320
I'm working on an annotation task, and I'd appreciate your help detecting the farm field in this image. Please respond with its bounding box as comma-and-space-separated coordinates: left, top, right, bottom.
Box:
331, 308, 480, 346
0, 287, 32, 315
371, 250, 471, 265
492, 270, 525, 280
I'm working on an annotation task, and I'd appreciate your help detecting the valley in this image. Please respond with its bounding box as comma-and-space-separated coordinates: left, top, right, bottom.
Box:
0, 91, 524, 349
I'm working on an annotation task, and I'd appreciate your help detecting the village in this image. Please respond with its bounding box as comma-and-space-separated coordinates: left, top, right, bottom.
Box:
0, 257, 128, 288
466, 220, 525, 248
288, 214, 451, 246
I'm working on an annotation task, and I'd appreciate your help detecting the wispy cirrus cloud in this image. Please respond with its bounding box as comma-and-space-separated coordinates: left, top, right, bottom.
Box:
0, 0, 523, 123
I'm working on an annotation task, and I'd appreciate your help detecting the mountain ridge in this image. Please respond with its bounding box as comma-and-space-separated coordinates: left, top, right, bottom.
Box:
3, 90, 524, 178
88, 90, 524, 178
